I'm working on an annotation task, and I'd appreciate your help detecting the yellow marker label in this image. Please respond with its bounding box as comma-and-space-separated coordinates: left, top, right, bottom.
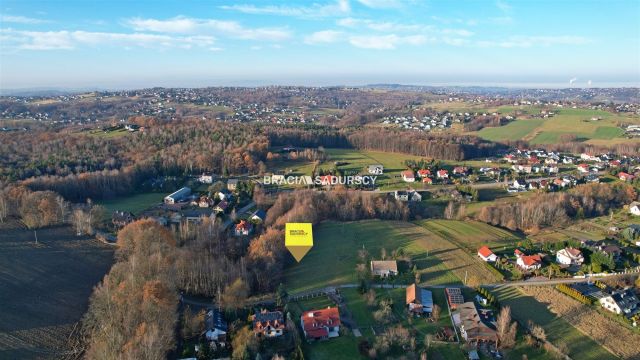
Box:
285, 223, 313, 262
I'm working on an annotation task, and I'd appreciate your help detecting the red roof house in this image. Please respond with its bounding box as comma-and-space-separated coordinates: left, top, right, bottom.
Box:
301, 307, 341, 340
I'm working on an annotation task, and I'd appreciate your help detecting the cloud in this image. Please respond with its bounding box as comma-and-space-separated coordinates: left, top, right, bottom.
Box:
476, 35, 590, 48
349, 34, 426, 49
125, 16, 291, 41
355, 0, 404, 9
337, 17, 427, 32
0, 28, 216, 51
569, 77, 578, 85
219, 0, 350, 18
495, 0, 512, 13
0, 15, 49, 24
304, 30, 343, 44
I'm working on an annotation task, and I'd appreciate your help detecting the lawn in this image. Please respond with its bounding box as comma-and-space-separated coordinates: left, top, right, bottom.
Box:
477, 118, 546, 141
284, 220, 507, 295
476, 107, 640, 145
283, 220, 465, 293
97, 192, 164, 217
492, 287, 617, 360
290, 294, 365, 360
418, 220, 520, 253
269, 148, 447, 190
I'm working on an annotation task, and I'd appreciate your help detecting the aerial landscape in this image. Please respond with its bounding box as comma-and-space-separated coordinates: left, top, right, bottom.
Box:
1, 0, 639, 360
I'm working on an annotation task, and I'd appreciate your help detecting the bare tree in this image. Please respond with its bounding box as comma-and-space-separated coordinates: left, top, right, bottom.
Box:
496, 306, 517, 349
431, 304, 441, 322
72, 209, 92, 235
0, 193, 7, 223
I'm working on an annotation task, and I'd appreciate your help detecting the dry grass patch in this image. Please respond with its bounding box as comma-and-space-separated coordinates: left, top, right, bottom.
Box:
521, 286, 640, 359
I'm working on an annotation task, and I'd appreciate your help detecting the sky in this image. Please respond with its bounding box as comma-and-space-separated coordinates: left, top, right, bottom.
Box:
1, 0, 639, 89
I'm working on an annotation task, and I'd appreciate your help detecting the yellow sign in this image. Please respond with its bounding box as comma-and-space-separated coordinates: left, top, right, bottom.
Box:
285, 223, 313, 262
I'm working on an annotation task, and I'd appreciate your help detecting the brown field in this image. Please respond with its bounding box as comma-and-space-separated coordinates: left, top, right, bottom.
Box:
521, 286, 640, 359
0, 226, 114, 359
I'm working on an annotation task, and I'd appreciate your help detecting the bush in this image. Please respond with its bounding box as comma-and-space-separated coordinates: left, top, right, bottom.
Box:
555, 284, 593, 304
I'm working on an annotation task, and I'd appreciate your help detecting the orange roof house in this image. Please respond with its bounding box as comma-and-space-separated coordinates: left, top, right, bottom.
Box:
477, 246, 497, 262
301, 307, 341, 340
253, 310, 285, 337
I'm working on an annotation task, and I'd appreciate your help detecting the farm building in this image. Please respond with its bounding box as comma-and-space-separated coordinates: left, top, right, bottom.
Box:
370, 260, 398, 277
446, 288, 464, 310
300, 307, 341, 341
164, 187, 191, 204
406, 284, 433, 316
455, 302, 497, 344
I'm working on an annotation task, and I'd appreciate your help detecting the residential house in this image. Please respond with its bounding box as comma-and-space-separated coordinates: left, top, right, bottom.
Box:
252, 310, 285, 337
368, 164, 384, 175
213, 201, 229, 214
446, 288, 465, 310
585, 174, 600, 183
577, 164, 590, 173
198, 196, 215, 208
630, 202, 640, 216
112, 211, 134, 228
599, 289, 640, 318
199, 174, 214, 184
406, 284, 434, 316
217, 189, 233, 201
393, 190, 422, 202
300, 307, 341, 341
602, 245, 622, 260
417, 169, 431, 178
370, 260, 398, 277
250, 209, 266, 223
517, 254, 542, 271
235, 220, 254, 236
164, 187, 191, 204
619, 172, 636, 182
477, 246, 498, 262
437, 169, 449, 179
456, 302, 497, 344
556, 247, 584, 266
453, 166, 468, 175
227, 179, 239, 191
422, 177, 433, 184
401, 170, 415, 182
203, 309, 228, 343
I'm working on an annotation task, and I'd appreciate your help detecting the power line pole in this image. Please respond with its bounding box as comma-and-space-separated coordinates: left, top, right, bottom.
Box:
34, 230, 38, 245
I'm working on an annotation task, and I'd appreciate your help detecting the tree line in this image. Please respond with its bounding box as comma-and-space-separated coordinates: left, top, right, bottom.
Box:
476, 182, 637, 233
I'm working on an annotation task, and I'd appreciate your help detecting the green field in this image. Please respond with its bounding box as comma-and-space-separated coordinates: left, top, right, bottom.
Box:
493, 287, 616, 360
284, 220, 509, 294
97, 192, 164, 217
478, 118, 546, 141
284, 220, 466, 293
476, 107, 640, 145
418, 220, 520, 253
270, 148, 436, 190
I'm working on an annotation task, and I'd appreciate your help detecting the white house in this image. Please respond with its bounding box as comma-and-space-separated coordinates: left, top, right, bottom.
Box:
517, 254, 542, 271
556, 247, 584, 266
199, 174, 214, 184
630, 202, 640, 216
477, 246, 498, 262
599, 289, 640, 317
368, 164, 384, 175
401, 170, 415, 182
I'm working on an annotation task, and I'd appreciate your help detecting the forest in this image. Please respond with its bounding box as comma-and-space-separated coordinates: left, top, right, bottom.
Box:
476, 182, 637, 233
